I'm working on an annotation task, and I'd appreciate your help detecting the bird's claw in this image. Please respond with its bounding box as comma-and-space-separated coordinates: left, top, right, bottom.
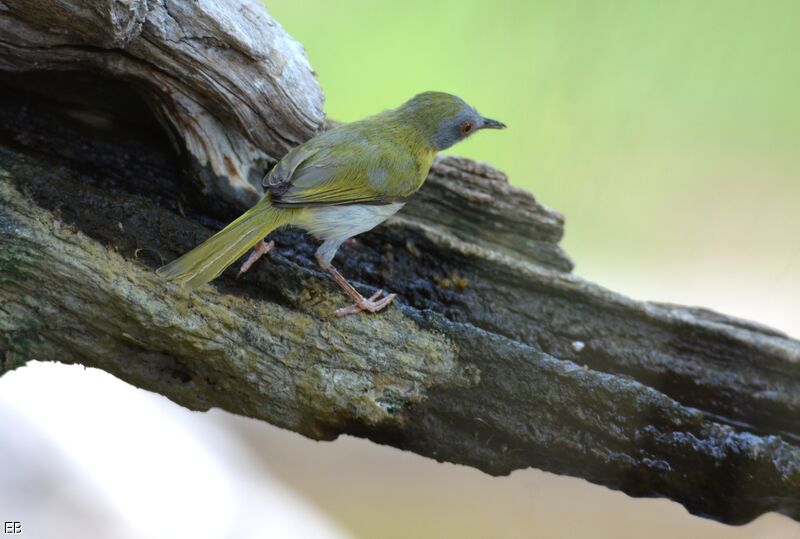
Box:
237, 240, 275, 278
334, 290, 397, 317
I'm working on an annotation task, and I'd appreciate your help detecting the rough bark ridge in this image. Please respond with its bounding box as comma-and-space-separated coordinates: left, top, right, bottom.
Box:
0, 0, 325, 207
1, 0, 799, 527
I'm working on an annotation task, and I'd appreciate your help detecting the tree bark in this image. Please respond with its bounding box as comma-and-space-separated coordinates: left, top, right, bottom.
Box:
0, 0, 324, 207
1, 0, 798, 526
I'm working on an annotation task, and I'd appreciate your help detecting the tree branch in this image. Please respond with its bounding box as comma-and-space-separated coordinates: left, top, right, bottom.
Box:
1, 0, 798, 526
0, 0, 324, 207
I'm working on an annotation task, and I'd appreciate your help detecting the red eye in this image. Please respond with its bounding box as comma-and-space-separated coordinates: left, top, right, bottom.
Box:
460, 121, 474, 135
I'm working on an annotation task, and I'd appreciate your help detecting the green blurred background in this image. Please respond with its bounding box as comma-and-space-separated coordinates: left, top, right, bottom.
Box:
268, 0, 800, 336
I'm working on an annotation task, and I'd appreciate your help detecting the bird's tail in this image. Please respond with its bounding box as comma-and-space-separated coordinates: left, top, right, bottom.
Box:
157, 200, 294, 289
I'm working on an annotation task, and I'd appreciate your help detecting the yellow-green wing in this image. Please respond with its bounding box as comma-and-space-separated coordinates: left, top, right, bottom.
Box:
265, 123, 431, 207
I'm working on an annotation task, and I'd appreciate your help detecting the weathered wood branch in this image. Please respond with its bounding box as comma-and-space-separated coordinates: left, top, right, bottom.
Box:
0, 0, 324, 207
1, 0, 799, 526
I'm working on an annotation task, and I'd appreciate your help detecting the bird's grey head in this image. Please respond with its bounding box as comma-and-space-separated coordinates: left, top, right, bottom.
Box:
398, 92, 506, 151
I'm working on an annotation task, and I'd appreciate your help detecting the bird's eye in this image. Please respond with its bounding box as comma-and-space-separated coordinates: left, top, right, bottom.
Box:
459, 121, 474, 135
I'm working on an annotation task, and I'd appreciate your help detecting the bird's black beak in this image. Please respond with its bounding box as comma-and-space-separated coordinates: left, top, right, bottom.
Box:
481, 117, 507, 130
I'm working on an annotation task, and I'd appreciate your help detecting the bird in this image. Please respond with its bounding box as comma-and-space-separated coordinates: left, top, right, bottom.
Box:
156, 91, 505, 317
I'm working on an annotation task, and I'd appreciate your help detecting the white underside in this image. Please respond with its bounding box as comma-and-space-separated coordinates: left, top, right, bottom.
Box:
298, 203, 405, 265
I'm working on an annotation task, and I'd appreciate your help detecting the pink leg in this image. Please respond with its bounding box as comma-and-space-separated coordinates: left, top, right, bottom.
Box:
316, 256, 396, 317
237, 239, 275, 278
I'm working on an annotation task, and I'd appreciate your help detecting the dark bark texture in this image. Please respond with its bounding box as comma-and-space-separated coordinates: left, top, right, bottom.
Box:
1, 0, 798, 526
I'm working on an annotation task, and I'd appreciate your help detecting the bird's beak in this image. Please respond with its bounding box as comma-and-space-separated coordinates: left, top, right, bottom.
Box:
481, 117, 507, 130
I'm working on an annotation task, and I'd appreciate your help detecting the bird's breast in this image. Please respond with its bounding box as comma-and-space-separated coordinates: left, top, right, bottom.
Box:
299, 203, 406, 243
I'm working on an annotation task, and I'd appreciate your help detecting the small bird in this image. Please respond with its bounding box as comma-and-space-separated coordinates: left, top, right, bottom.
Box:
157, 92, 505, 316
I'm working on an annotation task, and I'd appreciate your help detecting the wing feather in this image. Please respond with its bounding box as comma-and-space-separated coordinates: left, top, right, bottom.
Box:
264, 123, 432, 208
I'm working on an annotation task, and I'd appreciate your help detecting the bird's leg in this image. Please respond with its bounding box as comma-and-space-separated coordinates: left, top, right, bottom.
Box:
316, 256, 396, 317
237, 239, 275, 278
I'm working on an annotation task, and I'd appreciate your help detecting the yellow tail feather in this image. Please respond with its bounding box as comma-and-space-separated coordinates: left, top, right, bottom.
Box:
157, 200, 294, 289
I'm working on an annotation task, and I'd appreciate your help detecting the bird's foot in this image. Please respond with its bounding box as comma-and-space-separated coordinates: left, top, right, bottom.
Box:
334, 290, 397, 318
237, 240, 274, 278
